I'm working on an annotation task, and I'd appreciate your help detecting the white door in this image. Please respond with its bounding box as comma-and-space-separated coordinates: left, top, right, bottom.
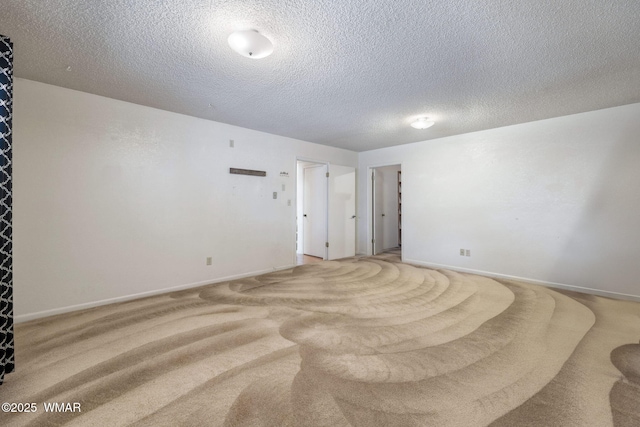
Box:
303, 165, 327, 258
373, 169, 384, 255
328, 164, 356, 260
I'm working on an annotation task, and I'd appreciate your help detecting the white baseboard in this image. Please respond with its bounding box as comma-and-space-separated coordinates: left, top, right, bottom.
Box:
403, 258, 640, 303
15, 264, 296, 323
18, 259, 639, 323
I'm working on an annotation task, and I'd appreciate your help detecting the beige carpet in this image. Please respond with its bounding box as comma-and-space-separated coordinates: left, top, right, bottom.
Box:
1, 253, 639, 426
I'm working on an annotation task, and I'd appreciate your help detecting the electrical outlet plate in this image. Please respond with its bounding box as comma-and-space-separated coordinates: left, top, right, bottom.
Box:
466, 249, 471, 257
460, 249, 465, 256
206, 257, 212, 265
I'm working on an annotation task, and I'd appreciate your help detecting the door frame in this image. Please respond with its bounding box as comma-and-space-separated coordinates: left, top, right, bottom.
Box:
295, 157, 329, 264
367, 162, 403, 256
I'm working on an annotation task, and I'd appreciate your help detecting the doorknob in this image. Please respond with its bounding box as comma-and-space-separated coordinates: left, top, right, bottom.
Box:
351, 215, 356, 219
382, 213, 385, 217
303, 214, 307, 217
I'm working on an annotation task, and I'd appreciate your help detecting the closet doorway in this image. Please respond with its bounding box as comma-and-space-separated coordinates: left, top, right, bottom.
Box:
295, 160, 357, 265
371, 164, 402, 256
296, 161, 328, 264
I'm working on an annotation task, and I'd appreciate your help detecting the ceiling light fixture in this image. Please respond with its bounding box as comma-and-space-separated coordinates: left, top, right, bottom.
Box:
410, 117, 435, 129
228, 30, 273, 59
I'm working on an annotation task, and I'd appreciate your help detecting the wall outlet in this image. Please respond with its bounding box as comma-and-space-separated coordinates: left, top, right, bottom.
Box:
206, 257, 212, 266
460, 249, 465, 256
282, 184, 286, 191
465, 249, 471, 257
229, 139, 234, 148
287, 199, 291, 206
273, 192, 278, 199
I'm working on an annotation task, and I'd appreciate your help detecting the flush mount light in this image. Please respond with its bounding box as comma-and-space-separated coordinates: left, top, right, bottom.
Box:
228, 30, 273, 59
411, 117, 435, 129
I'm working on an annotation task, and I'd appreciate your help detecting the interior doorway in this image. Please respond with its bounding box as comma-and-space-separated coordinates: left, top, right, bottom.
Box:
296, 161, 328, 264
295, 160, 357, 265
371, 164, 402, 256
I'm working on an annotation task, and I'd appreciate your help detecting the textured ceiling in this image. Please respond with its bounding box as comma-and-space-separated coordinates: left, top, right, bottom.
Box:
2, 0, 640, 151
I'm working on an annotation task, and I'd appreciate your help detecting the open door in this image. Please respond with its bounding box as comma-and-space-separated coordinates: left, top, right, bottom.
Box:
372, 169, 384, 255
303, 164, 327, 259
327, 164, 356, 260
372, 165, 401, 255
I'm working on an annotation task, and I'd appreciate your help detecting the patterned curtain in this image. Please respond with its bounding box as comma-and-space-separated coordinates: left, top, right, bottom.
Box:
0, 34, 14, 385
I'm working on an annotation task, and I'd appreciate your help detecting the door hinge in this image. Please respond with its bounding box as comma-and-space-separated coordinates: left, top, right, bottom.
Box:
326, 172, 329, 178
371, 239, 375, 244
325, 242, 329, 248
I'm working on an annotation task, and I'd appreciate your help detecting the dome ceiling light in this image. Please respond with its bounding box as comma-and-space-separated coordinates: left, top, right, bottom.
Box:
228, 30, 273, 59
410, 117, 435, 129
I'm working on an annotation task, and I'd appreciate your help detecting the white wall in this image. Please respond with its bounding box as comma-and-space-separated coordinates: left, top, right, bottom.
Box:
14, 79, 640, 320
13, 79, 357, 321
358, 103, 640, 300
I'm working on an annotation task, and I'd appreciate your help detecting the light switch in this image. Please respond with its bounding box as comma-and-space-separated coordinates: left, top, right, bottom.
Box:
273, 192, 277, 199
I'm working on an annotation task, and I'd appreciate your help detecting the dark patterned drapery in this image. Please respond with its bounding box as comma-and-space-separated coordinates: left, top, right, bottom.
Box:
0, 34, 14, 385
